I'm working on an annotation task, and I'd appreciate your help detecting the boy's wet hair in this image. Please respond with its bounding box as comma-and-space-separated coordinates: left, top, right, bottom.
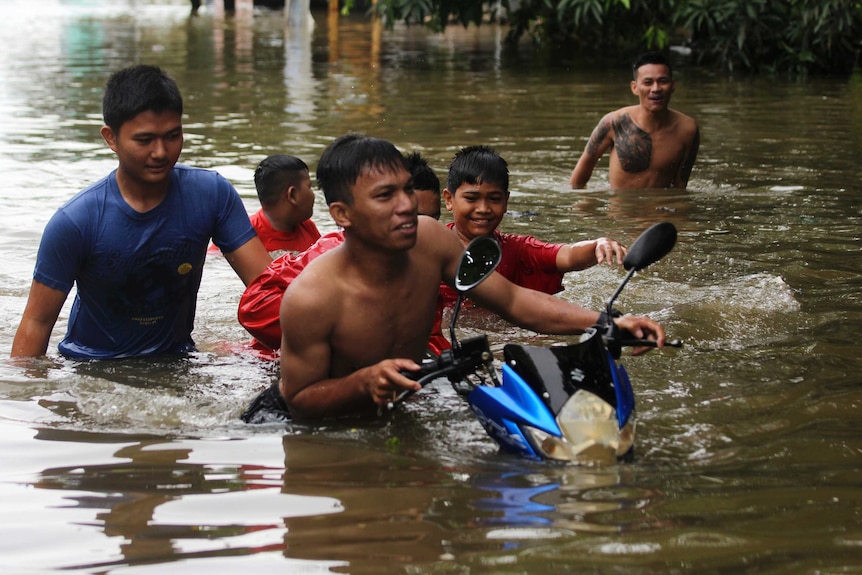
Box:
446, 145, 509, 194
102, 65, 183, 133
632, 51, 672, 79
254, 155, 309, 206
404, 152, 440, 196
317, 133, 407, 205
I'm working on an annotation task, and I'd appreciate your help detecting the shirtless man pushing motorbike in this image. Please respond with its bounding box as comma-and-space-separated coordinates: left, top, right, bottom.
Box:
242, 133, 666, 422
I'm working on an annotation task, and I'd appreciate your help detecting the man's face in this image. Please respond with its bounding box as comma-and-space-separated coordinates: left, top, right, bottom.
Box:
443, 180, 508, 243
415, 189, 441, 220
102, 110, 183, 189
631, 63, 675, 112
343, 164, 418, 251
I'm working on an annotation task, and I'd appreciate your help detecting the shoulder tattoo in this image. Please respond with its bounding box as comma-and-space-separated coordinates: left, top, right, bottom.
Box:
585, 118, 611, 156
612, 114, 651, 173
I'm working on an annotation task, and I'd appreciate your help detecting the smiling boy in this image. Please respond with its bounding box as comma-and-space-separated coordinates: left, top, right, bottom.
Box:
437, 145, 626, 308
427, 145, 628, 353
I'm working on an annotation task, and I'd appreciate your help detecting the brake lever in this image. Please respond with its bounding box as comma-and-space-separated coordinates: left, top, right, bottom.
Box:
387, 367, 446, 410
386, 355, 450, 410
387, 337, 495, 410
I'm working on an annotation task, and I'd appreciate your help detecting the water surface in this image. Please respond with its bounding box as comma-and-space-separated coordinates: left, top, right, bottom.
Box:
1, 1, 862, 573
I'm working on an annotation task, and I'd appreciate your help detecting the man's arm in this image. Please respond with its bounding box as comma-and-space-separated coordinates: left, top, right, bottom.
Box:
467, 269, 665, 350
470, 271, 600, 333
10, 280, 68, 357
677, 124, 700, 188
223, 236, 272, 285
570, 115, 614, 188
556, 237, 627, 272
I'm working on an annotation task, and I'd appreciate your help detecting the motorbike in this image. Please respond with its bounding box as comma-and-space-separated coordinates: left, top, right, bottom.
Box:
390, 221, 681, 465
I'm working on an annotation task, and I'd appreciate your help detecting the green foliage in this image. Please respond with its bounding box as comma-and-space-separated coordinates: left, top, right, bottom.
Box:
366, 0, 862, 74
675, 0, 862, 74
371, 0, 491, 31
499, 0, 680, 66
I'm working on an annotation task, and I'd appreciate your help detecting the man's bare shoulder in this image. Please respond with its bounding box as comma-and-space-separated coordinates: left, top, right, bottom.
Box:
414, 216, 463, 282
603, 106, 647, 139
668, 108, 699, 138
609, 105, 640, 121
281, 248, 345, 312
416, 216, 458, 254
592, 107, 632, 133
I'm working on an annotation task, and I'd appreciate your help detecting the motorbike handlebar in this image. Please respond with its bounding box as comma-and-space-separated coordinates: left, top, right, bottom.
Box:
387, 357, 463, 409
619, 338, 683, 348
387, 336, 494, 410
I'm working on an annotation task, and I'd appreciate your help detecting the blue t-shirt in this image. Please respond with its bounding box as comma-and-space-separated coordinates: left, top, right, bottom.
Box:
34, 165, 257, 359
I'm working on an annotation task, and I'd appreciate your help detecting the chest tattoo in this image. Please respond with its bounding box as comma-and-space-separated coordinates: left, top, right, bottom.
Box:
613, 114, 651, 173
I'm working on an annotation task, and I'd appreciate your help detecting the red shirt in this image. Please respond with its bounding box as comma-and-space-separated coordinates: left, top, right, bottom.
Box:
438, 226, 564, 306
428, 226, 564, 353
250, 209, 321, 254
239, 231, 345, 352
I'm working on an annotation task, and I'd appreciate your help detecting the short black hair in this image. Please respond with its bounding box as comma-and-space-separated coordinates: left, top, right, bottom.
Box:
404, 152, 440, 195
446, 145, 508, 194
102, 65, 183, 133
316, 133, 406, 205
632, 51, 672, 80
254, 155, 309, 206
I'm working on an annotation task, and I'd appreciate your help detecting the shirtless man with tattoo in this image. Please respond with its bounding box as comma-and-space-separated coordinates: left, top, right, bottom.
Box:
570, 51, 699, 190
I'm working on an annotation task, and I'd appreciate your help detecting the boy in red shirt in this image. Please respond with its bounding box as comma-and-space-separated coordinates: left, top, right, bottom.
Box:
428, 145, 628, 352
250, 154, 321, 256
441, 145, 626, 302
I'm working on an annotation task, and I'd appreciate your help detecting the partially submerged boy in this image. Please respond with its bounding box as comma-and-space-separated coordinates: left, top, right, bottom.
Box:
11, 65, 270, 359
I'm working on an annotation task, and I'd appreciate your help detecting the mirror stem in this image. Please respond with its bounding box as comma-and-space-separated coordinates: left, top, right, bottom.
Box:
605, 267, 637, 314
450, 294, 464, 350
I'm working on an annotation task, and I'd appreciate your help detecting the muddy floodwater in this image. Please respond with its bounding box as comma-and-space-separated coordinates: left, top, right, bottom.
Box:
1, 1, 862, 573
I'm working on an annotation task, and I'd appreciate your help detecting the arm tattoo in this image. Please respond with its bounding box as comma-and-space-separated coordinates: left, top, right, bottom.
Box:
612, 114, 651, 173
585, 118, 611, 157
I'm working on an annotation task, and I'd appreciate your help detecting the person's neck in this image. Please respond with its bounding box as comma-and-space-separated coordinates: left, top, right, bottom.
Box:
115, 170, 170, 213
341, 233, 411, 283
452, 223, 492, 248
637, 106, 672, 132
264, 209, 297, 233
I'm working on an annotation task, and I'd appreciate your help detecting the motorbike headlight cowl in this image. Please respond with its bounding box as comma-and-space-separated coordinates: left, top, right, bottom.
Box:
521, 390, 635, 465
520, 425, 578, 462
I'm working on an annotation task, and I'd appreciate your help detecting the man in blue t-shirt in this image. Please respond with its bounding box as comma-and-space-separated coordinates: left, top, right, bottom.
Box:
11, 65, 271, 359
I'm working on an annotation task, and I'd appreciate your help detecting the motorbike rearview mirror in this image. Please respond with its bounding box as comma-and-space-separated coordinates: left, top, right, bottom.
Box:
606, 222, 677, 315
455, 235, 502, 293
623, 221, 677, 272
450, 235, 502, 349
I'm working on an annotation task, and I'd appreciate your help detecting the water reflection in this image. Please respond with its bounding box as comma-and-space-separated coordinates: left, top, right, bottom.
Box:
283, 1, 317, 119
26, 431, 347, 571
278, 433, 458, 565
569, 187, 698, 235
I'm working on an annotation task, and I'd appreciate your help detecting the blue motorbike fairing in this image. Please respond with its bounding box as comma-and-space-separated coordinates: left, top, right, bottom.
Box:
468, 363, 561, 457
502, 334, 618, 416
610, 358, 634, 428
